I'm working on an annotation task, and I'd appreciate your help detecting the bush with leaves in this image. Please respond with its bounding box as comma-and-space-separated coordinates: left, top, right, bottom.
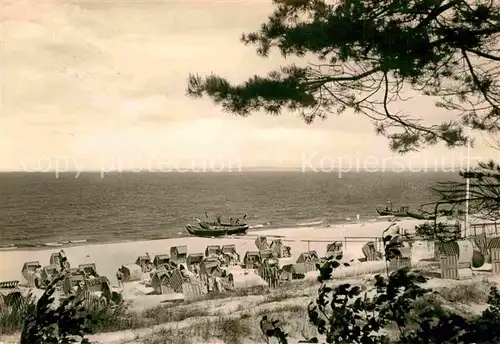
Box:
465, 286, 500, 343
20, 275, 91, 344
415, 221, 462, 243
0, 291, 37, 335
86, 298, 135, 333
306, 267, 431, 344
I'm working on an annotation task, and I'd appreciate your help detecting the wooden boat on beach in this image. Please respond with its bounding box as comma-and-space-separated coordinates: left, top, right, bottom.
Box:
186, 212, 249, 237
186, 222, 249, 237
376, 207, 409, 217
376, 201, 409, 217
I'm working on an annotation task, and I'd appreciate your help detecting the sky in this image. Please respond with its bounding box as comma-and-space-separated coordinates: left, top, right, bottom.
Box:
0, 0, 498, 172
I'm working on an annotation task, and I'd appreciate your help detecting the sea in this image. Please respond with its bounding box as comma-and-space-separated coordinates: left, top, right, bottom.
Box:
0, 171, 461, 248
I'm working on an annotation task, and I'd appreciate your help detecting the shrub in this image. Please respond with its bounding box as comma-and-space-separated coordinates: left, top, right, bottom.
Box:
86, 301, 142, 333
263, 231, 500, 344
438, 279, 495, 304
20, 275, 91, 344
0, 292, 37, 335
415, 222, 461, 242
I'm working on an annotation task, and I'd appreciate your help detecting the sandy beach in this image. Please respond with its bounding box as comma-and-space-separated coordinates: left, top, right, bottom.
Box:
3, 217, 497, 344
0, 219, 426, 285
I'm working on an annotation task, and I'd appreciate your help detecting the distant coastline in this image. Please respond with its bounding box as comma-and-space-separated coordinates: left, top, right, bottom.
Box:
0, 169, 460, 173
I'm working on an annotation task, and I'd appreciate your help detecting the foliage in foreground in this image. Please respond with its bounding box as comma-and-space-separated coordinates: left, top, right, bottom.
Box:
11, 231, 500, 344
263, 234, 500, 344
0, 291, 37, 335
20, 275, 91, 344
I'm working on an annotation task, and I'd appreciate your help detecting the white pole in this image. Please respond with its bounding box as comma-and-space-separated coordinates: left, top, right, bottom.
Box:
464, 124, 471, 238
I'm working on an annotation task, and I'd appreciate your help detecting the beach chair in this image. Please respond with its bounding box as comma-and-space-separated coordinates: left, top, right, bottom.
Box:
362, 242, 383, 261
135, 255, 152, 272
121, 264, 142, 282
205, 245, 220, 257
21, 261, 41, 287
41, 265, 59, 286
243, 251, 261, 269
187, 253, 204, 272
79, 263, 98, 277
50, 251, 70, 270
296, 251, 320, 263
325, 242, 343, 259
170, 246, 188, 264
255, 236, 269, 251
153, 254, 171, 268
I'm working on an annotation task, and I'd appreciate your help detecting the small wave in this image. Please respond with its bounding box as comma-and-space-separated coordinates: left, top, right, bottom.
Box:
377, 215, 395, 219
297, 220, 323, 226
21, 243, 40, 248
44, 242, 63, 247
249, 224, 264, 229
0, 244, 17, 251
70, 240, 87, 244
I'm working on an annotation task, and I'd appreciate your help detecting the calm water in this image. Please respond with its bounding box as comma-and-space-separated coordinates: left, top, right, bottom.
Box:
0, 171, 459, 247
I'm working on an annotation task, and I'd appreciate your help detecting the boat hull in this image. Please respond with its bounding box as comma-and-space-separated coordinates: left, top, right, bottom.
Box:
186, 224, 249, 237
376, 209, 408, 217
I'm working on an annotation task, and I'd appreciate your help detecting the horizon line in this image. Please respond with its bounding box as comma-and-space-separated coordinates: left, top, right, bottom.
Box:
0, 168, 462, 173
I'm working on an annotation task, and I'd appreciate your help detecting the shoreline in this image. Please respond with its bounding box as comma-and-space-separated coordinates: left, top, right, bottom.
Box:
0, 219, 426, 285
0, 216, 401, 253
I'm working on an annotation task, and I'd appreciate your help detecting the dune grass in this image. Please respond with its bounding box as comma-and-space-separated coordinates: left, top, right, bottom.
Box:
1, 270, 495, 340
104, 275, 496, 341
142, 303, 309, 344
142, 317, 252, 344
437, 278, 495, 304
0, 293, 37, 335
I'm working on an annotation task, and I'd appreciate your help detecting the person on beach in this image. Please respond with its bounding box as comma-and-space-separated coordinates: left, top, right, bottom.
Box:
116, 268, 124, 288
